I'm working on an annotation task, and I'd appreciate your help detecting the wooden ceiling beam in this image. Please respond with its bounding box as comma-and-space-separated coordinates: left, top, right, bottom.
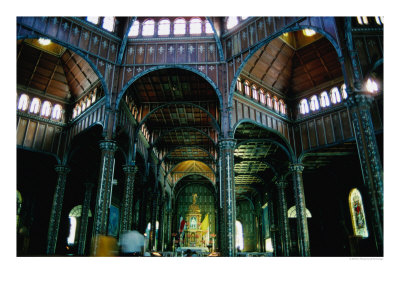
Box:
25, 51, 42, 88
295, 51, 316, 87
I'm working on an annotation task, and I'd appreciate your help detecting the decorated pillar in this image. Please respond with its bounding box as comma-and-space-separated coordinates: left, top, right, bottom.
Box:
119, 164, 138, 236
290, 164, 310, 257
346, 92, 383, 253
46, 164, 70, 255
219, 139, 236, 257
91, 140, 117, 254
268, 198, 278, 256
275, 178, 291, 256
77, 182, 94, 256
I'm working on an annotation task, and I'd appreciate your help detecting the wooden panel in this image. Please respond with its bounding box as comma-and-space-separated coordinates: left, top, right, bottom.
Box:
89, 33, 101, 55
156, 44, 166, 64
300, 123, 309, 150
145, 44, 156, 64
99, 37, 109, 59
33, 123, 46, 150
23, 121, 37, 148
52, 127, 62, 154
308, 121, 317, 148
331, 113, 342, 141
166, 44, 176, 63
43, 125, 54, 152
316, 118, 325, 146
197, 43, 206, 62
323, 116, 334, 144
79, 29, 91, 51
249, 107, 255, 121
57, 20, 70, 42
340, 110, 353, 139
17, 118, 28, 146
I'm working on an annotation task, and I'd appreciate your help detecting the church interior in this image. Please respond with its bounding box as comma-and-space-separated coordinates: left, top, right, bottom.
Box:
16, 16, 383, 258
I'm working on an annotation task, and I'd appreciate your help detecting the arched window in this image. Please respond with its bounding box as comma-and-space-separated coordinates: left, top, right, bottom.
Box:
86, 95, 92, 108
251, 85, 258, 101
18, 94, 29, 111
41, 101, 52, 117
259, 89, 266, 105
266, 93, 272, 108
226, 17, 239, 30
279, 99, 286, 114
205, 20, 213, 34
357, 16, 369, 25
300, 99, 309, 114
158, 19, 170, 36
320, 91, 330, 108
236, 78, 242, 93
72, 108, 77, 119
241, 16, 249, 20
366, 78, 378, 93
86, 16, 99, 25
375, 17, 383, 25
235, 220, 244, 251
30, 97, 40, 114
174, 18, 186, 35
348, 188, 368, 238
288, 206, 312, 218
52, 104, 62, 120
310, 95, 319, 111
142, 19, 155, 36
244, 81, 250, 96
330, 87, 342, 104
341, 84, 348, 99
189, 18, 202, 34
273, 96, 279, 112
67, 205, 92, 245
92, 88, 97, 103
128, 20, 140, 37
102, 16, 115, 32
81, 100, 86, 112
76, 104, 82, 116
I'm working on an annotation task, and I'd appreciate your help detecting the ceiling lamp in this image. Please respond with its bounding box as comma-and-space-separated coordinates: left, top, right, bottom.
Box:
303, 29, 316, 37
38, 38, 51, 46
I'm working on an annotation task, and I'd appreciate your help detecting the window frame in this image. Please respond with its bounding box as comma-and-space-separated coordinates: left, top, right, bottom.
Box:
320, 91, 330, 108
18, 94, 29, 111
102, 16, 115, 32
142, 19, 155, 36
189, 18, 202, 35
309, 95, 319, 111
30, 97, 41, 114
330, 87, 342, 104
128, 20, 140, 37
158, 19, 171, 36
41, 101, 52, 117
174, 18, 186, 35
300, 99, 310, 115
226, 17, 239, 30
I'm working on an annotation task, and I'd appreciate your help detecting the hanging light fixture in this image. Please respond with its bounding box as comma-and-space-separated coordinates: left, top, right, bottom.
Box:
38, 38, 51, 45
303, 29, 316, 37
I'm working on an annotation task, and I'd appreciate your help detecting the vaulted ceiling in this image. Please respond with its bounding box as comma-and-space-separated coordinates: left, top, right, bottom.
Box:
241, 31, 343, 100
17, 39, 99, 103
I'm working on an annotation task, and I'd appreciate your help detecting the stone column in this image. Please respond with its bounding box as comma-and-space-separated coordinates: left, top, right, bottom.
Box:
275, 178, 291, 256
77, 182, 94, 256
347, 92, 383, 253
149, 191, 159, 251
268, 199, 278, 256
46, 165, 70, 255
290, 164, 310, 256
165, 207, 172, 250
119, 164, 138, 236
92, 140, 117, 254
219, 139, 236, 257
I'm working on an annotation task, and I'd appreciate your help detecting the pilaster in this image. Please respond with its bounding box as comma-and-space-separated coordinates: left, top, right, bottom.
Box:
78, 182, 94, 256
275, 178, 291, 256
119, 164, 138, 236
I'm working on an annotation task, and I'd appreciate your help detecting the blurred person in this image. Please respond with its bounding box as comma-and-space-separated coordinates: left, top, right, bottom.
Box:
119, 230, 145, 256
91, 235, 118, 257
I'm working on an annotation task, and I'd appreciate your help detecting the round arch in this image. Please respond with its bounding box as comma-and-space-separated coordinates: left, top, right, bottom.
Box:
227, 20, 344, 109
233, 119, 296, 162
116, 65, 224, 111
17, 35, 110, 109
166, 159, 216, 179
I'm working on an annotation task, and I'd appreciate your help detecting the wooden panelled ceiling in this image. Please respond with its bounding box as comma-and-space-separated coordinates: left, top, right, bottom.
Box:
241, 31, 342, 99
17, 39, 99, 102
127, 68, 220, 171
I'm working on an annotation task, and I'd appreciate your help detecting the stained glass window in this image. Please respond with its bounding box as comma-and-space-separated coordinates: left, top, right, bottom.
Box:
41, 101, 51, 117
273, 96, 279, 111
30, 97, 40, 114
190, 18, 202, 34
102, 16, 115, 32
236, 78, 242, 92
205, 20, 213, 34
251, 85, 258, 101
330, 87, 342, 104
300, 99, 309, 114
174, 18, 186, 35
18, 94, 29, 111
310, 95, 319, 111
158, 19, 170, 36
128, 20, 140, 37
348, 188, 368, 238
259, 90, 266, 105
87, 16, 99, 25
279, 99, 286, 114
266, 93, 272, 108
52, 104, 62, 120
341, 84, 348, 99
227, 17, 239, 30
142, 19, 155, 36
320, 91, 330, 108
244, 81, 250, 96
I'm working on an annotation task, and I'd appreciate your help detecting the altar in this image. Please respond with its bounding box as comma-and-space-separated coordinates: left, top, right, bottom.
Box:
183, 194, 207, 248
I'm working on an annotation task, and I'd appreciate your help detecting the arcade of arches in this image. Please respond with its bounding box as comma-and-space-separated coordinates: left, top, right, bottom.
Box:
16, 16, 383, 257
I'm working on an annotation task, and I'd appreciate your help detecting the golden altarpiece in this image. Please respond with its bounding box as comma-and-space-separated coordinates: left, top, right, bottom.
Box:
184, 194, 204, 247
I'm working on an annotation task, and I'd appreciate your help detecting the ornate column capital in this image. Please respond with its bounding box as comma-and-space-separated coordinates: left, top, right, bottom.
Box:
289, 163, 304, 173
99, 140, 118, 152
218, 138, 236, 150
122, 164, 138, 175
54, 164, 70, 174
346, 92, 374, 110
274, 178, 288, 189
